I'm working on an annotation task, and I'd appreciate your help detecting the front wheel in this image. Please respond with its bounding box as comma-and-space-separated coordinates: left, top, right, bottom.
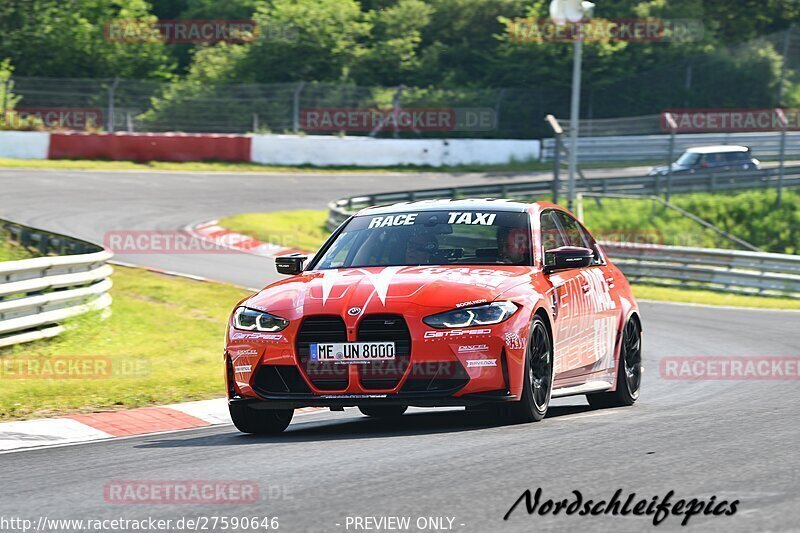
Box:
358, 405, 408, 418
507, 317, 553, 423
587, 316, 642, 409
229, 402, 293, 434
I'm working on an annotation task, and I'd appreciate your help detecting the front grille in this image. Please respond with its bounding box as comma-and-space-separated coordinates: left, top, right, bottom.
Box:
296, 316, 349, 390
357, 314, 411, 390
253, 365, 311, 395
400, 361, 470, 393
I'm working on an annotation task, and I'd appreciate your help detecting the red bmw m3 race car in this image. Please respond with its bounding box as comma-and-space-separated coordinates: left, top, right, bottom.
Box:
224, 199, 643, 434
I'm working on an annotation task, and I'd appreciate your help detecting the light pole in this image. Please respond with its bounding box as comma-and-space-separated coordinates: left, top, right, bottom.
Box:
550, 0, 594, 211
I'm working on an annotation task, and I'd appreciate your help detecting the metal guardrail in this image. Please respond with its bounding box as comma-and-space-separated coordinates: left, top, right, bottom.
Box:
541, 132, 800, 162
328, 174, 800, 299
0, 220, 113, 348
328, 165, 800, 231
602, 242, 800, 298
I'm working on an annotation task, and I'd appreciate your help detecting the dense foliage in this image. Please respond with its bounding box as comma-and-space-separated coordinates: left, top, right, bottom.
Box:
1, 0, 798, 130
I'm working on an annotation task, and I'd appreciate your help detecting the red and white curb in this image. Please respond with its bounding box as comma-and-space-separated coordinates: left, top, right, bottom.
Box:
187, 220, 307, 258
0, 399, 322, 452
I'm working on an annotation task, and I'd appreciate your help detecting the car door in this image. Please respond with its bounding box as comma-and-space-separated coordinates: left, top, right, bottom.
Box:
540, 210, 590, 379
552, 211, 616, 376
574, 219, 621, 375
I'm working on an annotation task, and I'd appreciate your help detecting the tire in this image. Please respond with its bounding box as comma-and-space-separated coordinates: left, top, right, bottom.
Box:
358, 405, 408, 418
507, 316, 553, 423
229, 402, 293, 434
587, 316, 642, 409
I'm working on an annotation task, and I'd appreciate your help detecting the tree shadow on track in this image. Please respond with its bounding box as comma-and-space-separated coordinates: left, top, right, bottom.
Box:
135, 403, 597, 449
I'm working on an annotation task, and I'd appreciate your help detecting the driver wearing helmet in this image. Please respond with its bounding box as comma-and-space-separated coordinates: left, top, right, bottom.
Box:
405, 231, 438, 265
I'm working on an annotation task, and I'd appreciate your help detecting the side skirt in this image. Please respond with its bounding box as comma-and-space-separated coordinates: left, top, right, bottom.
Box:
551, 380, 612, 399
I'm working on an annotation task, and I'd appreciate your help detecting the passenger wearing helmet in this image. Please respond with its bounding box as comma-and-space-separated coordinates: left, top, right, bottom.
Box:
498, 227, 530, 265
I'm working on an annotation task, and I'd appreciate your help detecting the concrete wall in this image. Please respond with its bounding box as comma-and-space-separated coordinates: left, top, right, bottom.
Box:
0, 131, 51, 159
49, 132, 251, 162
250, 134, 540, 167
0, 131, 541, 166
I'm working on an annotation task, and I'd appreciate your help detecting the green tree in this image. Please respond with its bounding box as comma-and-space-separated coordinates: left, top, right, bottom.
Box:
0, 0, 174, 79
355, 0, 434, 85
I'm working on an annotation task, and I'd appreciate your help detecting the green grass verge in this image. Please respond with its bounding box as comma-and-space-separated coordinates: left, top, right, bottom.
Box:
221, 209, 799, 310
632, 285, 800, 310
0, 232, 36, 262
0, 265, 250, 421
0, 157, 659, 174
221, 210, 330, 251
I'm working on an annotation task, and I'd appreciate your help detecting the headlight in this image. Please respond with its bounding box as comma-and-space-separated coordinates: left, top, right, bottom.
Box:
233, 307, 289, 332
423, 301, 519, 329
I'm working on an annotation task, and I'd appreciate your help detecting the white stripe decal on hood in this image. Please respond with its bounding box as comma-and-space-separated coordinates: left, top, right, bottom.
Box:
319, 267, 404, 306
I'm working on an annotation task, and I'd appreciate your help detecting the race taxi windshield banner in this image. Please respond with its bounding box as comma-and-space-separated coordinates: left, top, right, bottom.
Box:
346, 210, 529, 231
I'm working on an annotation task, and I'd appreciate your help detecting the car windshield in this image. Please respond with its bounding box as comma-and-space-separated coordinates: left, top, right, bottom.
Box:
312, 209, 532, 269
676, 151, 701, 166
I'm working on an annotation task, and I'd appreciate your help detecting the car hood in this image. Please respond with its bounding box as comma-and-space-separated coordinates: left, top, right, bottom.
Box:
246, 265, 535, 314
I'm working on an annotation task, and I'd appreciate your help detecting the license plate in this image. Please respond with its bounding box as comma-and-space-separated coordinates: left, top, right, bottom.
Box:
309, 342, 396, 364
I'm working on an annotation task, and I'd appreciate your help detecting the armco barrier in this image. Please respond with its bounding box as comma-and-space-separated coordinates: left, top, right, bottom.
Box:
601, 242, 800, 298
327, 165, 800, 231
541, 131, 800, 162
328, 181, 800, 299
48, 132, 252, 162
0, 220, 113, 348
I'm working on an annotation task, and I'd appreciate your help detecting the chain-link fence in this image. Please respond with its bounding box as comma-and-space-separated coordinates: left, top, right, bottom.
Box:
3, 77, 562, 138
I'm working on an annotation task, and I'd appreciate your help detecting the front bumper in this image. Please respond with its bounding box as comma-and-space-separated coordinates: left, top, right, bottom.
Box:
226, 311, 532, 406
229, 390, 518, 410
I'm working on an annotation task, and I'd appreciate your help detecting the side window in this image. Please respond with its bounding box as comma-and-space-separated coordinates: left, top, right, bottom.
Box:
321, 231, 361, 268
555, 211, 604, 265
540, 211, 566, 252
554, 212, 590, 248
577, 224, 604, 265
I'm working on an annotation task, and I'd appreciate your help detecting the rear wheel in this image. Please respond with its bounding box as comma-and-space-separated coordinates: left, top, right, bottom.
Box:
587, 316, 642, 409
229, 403, 293, 434
507, 316, 553, 423
358, 405, 408, 418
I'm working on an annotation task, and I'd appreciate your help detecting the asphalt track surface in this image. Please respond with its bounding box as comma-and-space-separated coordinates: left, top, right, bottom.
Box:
0, 167, 798, 532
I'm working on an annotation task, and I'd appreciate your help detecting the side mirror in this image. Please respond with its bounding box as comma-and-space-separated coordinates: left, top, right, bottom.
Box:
275, 254, 307, 275
544, 246, 594, 273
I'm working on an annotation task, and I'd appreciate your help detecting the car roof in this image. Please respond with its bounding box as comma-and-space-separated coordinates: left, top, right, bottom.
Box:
686, 145, 750, 154
356, 198, 534, 216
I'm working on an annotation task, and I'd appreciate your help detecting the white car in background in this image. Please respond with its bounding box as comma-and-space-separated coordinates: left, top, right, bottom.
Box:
649, 145, 761, 176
